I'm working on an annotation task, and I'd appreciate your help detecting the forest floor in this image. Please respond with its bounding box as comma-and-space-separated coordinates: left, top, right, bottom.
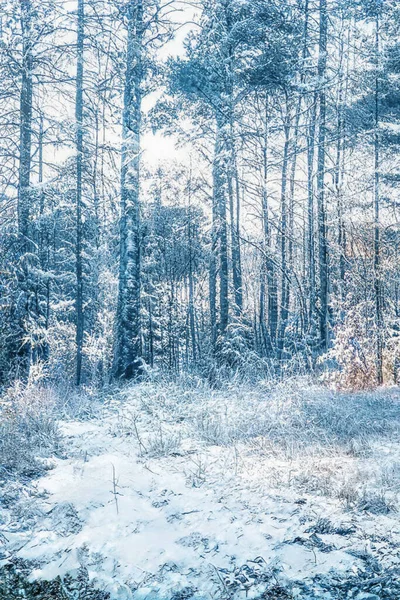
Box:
1, 378, 400, 599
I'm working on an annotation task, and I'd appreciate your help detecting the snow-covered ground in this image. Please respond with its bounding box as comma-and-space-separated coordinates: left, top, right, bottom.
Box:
1, 380, 400, 598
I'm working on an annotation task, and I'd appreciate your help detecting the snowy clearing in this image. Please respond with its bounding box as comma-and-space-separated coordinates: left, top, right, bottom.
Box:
1, 380, 400, 599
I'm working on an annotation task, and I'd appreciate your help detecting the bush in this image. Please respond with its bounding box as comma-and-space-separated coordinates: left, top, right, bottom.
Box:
0, 383, 61, 478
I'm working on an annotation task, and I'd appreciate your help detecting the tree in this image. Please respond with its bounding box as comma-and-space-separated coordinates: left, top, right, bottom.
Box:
316, 0, 329, 352
75, 0, 85, 385
113, 0, 144, 379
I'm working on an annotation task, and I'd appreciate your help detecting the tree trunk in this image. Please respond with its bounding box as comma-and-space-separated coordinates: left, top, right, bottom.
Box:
229, 130, 243, 316
217, 119, 229, 338
209, 162, 218, 350
307, 95, 317, 338
260, 96, 278, 353
113, 0, 143, 379
187, 172, 197, 362
75, 0, 84, 385
212, 115, 229, 344
37, 113, 50, 362
16, 0, 34, 377
277, 102, 291, 359
316, 0, 329, 351
374, 9, 383, 384
334, 25, 347, 300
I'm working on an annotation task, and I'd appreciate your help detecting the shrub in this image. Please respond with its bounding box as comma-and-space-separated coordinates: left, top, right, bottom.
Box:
0, 383, 61, 478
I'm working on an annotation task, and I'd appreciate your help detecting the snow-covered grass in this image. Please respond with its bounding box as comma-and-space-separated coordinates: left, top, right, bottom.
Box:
0, 384, 61, 478
1, 378, 400, 599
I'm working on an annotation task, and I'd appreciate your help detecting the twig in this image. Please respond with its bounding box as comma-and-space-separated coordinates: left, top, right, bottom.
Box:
133, 415, 147, 456
111, 463, 120, 515
210, 563, 229, 597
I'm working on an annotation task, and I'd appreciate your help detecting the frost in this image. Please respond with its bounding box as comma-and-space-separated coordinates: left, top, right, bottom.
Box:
2, 380, 400, 598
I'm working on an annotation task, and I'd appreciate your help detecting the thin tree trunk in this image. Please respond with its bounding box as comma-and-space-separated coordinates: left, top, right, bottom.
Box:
316, 0, 329, 351
374, 8, 383, 384
287, 0, 310, 338
334, 24, 347, 300
187, 169, 197, 362
148, 296, 154, 368
229, 130, 243, 316
18, 0, 33, 250
217, 119, 229, 337
277, 104, 291, 359
75, 0, 84, 385
210, 165, 218, 351
212, 115, 229, 345
224, 2, 241, 318
260, 96, 277, 353
37, 113, 49, 362
307, 95, 317, 337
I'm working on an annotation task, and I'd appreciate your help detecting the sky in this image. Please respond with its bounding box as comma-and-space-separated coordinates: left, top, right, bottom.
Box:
142, 2, 198, 167
38, 1, 198, 185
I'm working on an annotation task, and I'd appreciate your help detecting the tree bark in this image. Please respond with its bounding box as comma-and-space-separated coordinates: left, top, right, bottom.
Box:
307, 95, 317, 337
277, 102, 291, 359
113, 0, 143, 379
187, 168, 197, 362
259, 96, 278, 354
228, 127, 243, 316
210, 158, 218, 350
211, 114, 229, 348
316, 0, 329, 351
16, 0, 34, 376
75, 0, 84, 385
374, 8, 383, 384
216, 117, 229, 337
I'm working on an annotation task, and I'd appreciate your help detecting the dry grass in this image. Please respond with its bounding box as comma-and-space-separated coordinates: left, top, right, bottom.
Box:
0, 384, 61, 478
113, 377, 400, 514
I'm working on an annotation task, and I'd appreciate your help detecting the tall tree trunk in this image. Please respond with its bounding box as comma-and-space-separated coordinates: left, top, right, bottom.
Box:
148, 296, 154, 368
316, 0, 329, 351
75, 0, 84, 385
18, 0, 33, 250
187, 169, 197, 362
214, 115, 229, 341
259, 134, 269, 354
228, 129, 243, 316
374, 8, 383, 384
210, 162, 218, 351
16, 0, 34, 376
234, 164, 243, 308
307, 96, 317, 338
260, 96, 278, 353
334, 21, 347, 301
287, 0, 310, 338
277, 101, 291, 359
224, 1, 242, 318
37, 113, 49, 362
113, 0, 143, 379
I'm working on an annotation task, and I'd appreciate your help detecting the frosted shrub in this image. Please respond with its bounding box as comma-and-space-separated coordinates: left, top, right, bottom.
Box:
205, 320, 272, 387
0, 383, 61, 477
84, 305, 115, 387
326, 300, 379, 390
46, 321, 76, 382
146, 426, 182, 457
326, 290, 400, 389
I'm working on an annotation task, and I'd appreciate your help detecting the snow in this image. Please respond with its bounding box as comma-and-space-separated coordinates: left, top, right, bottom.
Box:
2, 382, 400, 598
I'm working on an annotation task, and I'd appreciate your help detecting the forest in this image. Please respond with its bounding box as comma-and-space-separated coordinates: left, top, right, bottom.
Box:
1, 0, 400, 389
1, 0, 400, 598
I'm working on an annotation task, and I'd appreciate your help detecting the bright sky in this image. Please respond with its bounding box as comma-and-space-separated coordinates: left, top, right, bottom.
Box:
142, 1, 198, 167
40, 2, 197, 177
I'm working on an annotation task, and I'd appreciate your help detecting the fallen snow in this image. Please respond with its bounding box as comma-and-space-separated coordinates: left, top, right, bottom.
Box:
2, 382, 400, 598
